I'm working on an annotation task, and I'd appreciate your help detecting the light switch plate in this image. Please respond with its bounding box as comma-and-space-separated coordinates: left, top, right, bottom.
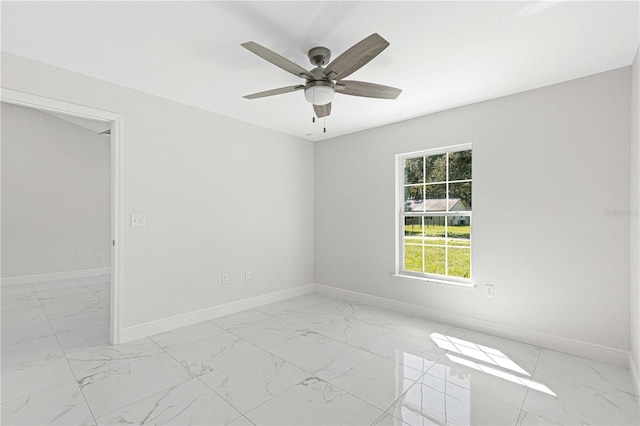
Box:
131, 214, 146, 227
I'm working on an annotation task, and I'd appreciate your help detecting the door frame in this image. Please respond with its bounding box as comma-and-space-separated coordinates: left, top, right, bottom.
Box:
1, 88, 124, 344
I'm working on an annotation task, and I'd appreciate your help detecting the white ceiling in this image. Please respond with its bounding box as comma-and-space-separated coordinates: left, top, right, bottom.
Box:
2, 1, 639, 141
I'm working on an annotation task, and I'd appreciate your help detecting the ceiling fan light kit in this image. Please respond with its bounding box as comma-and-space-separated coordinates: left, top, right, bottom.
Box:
241, 33, 402, 121
304, 81, 334, 106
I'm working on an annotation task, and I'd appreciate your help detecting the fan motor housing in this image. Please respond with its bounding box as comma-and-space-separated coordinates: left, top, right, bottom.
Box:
308, 47, 331, 67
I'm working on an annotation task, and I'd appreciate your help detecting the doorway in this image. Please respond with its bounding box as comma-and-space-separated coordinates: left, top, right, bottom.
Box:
1, 88, 123, 344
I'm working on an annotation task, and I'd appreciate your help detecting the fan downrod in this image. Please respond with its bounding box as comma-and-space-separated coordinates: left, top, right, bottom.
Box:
308, 47, 331, 67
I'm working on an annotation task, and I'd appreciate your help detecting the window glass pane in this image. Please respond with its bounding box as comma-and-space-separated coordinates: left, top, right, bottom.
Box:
404, 157, 424, 184
447, 247, 470, 278
424, 246, 446, 275
449, 182, 472, 210
447, 220, 470, 247
448, 150, 472, 181
404, 217, 423, 273
425, 153, 447, 183
424, 184, 447, 211
424, 216, 446, 246
404, 216, 423, 239
404, 185, 424, 212
404, 244, 422, 272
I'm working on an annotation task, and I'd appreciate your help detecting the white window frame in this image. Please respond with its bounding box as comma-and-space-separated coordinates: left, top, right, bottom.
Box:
395, 143, 473, 287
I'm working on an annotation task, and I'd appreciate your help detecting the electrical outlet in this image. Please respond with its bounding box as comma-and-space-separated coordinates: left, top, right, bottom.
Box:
221, 273, 229, 285
95, 250, 101, 258
245, 269, 252, 280
486, 284, 494, 298
323, 261, 329, 270
74, 251, 81, 260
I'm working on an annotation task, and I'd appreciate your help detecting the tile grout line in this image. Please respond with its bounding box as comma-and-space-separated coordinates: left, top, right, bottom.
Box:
154, 337, 251, 423
0, 284, 79, 407
220, 303, 411, 372
253, 300, 399, 353
1, 284, 44, 331
33, 279, 100, 425
6, 285, 636, 424
239, 371, 388, 425
515, 344, 543, 424
157, 297, 402, 423
88, 338, 197, 423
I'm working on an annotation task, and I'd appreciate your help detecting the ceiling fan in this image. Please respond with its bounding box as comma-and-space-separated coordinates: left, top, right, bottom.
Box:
241, 33, 402, 119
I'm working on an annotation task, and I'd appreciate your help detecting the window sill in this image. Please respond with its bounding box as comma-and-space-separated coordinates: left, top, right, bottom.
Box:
392, 273, 476, 289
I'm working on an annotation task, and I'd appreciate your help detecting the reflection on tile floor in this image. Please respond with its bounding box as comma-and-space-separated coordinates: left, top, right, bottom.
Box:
1, 277, 638, 425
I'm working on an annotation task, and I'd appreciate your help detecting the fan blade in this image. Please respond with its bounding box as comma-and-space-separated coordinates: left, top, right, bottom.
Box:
243, 85, 305, 99
323, 33, 389, 80
242, 41, 314, 80
336, 80, 402, 99
314, 103, 331, 118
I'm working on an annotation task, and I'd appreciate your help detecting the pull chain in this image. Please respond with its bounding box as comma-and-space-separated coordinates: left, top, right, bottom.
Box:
323, 117, 326, 133
312, 88, 317, 123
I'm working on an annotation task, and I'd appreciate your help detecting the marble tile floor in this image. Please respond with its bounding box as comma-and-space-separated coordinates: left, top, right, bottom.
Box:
1, 277, 638, 425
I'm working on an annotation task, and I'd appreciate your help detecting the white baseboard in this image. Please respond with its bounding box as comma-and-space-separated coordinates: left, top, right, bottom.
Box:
314, 283, 630, 367
120, 284, 315, 343
2, 267, 111, 286
630, 353, 640, 406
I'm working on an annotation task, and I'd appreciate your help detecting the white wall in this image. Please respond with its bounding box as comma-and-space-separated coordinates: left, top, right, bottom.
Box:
1, 103, 111, 278
630, 46, 640, 390
1, 52, 315, 329
2, 50, 632, 361
315, 68, 631, 355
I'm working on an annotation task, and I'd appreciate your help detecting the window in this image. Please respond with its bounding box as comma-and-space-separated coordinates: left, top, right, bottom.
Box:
396, 144, 472, 285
